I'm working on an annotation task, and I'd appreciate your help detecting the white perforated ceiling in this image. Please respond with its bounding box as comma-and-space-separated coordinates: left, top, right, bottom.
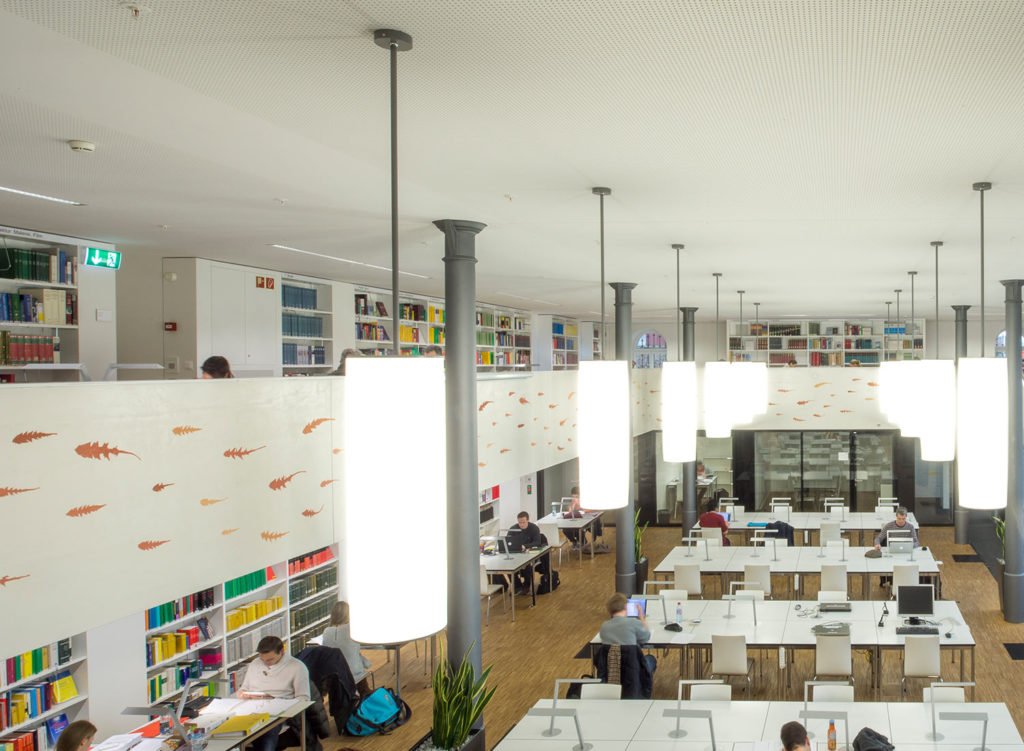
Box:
1, 0, 1024, 322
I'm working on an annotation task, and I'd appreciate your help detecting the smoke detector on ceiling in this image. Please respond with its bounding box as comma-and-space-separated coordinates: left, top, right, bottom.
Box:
119, 2, 150, 17
67, 140, 95, 153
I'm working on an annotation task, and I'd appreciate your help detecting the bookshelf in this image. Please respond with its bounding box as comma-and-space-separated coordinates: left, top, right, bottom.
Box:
698, 436, 733, 497
727, 318, 925, 367
280, 277, 334, 373
633, 330, 667, 369
551, 318, 579, 370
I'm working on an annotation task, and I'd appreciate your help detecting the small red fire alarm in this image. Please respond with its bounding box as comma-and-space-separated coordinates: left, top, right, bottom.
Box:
164, 322, 177, 331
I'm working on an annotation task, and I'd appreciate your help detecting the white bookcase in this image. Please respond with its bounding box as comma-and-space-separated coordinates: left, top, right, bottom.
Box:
531, 314, 579, 371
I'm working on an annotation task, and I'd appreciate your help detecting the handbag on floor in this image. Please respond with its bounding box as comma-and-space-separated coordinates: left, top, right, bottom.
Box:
344, 687, 411, 736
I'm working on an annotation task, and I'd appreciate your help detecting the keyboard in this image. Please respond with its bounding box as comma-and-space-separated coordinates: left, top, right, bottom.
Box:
818, 602, 852, 612
896, 625, 939, 635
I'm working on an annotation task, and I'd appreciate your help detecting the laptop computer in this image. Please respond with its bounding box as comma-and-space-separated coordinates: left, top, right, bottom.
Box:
889, 538, 914, 556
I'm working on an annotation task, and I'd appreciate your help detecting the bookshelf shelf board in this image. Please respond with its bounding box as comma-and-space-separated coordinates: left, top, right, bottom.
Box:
288, 557, 338, 580
288, 585, 339, 611
146, 636, 221, 672
0, 278, 76, 291
289, 616, 331, 640
224, 610, 286, 637
428, 322, 445, 328
281, 306, 331, 316
0, 655, 86, 693
476, 326, 495, 331
281, 364, 332, 369
354, 314, 390, 323
281, 335, 328, 342
223, 580, 284, 608
0, 321, 78, 329
355, 340, 390, 347
399, 318, 426, 324
144, 604, 220, 636
225, 653, 260, 671
6, 694, 88, 734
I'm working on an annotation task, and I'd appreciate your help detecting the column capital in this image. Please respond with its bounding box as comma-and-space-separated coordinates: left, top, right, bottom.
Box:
1001, 280, 1024, 302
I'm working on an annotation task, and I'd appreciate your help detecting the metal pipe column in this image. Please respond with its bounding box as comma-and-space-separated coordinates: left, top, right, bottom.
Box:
952, 305, 971, 544
1001, 280, 1024, 623
434, 219, 487, 673
611, 282, 637, 596
680, 307, 699, 537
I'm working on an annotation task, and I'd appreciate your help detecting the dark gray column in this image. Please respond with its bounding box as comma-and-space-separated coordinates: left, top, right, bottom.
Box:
952, 305, 971, 544
680, 307, 699, 537
1002, 281, 1024, 622
611, 282, 637, 596
435, 219, 486, 673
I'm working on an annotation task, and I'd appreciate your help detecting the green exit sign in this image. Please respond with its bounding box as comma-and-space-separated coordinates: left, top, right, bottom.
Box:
84, 247, 121, 269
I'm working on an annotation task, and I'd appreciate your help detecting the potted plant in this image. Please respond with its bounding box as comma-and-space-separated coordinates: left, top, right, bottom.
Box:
634, 507, 649, 591
993, 514, 1006, 610
413, 643, 495, 751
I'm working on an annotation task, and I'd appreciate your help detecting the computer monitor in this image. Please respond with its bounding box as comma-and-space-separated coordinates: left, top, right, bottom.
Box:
625, 597, 647, 618
897, 584, 934, 616
506, 527, 525, 552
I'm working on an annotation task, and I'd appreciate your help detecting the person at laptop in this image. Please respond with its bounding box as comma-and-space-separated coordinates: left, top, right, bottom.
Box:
563, 487, 606, 551
780, 720, 811, 750
698, 498, 731, 545
507, 511, 549, 594
873, 506, 919, 550
599, 593, 651, 646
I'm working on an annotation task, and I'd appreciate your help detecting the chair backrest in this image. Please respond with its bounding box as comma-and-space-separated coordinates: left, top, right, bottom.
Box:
537, 521, 560, 547
820, 563, 847, 593
815, 634, 852, 676
674, 563, 702, 596
820, 521, 842, 544
480, 518, 500, 540
829, 505, 847, 518
771, 503, 792, 521
711, 633, 748, 675
744, 563, 772, 596
690, 683, 732, 701
923, 685, 966, 703
826, 539, 850, 549
817, 590, 847, 602
699, 527, 724, 542
904, 635, 941, 678
729, 588, 765, 601
479, 564, 491, 595
813, 684, 855, 702
580, 683, 622, 699
893, 562, 920, 590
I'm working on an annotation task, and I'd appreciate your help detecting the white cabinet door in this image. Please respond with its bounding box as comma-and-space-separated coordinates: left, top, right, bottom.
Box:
243, 271, 281, 367
209, 265, 246, 366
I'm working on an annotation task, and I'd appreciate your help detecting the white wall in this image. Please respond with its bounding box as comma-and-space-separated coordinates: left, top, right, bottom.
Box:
115, 252, 164, 379
77, 264, 118, 380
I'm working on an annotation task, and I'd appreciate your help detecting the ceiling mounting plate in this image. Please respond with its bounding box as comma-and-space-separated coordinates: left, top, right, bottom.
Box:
374, 29, 413, 51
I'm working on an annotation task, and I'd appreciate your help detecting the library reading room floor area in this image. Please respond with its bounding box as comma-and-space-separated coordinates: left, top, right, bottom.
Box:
323, 525, 1022, 751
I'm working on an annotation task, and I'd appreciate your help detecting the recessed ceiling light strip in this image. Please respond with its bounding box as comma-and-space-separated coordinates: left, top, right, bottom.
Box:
0, 185, 83, 206
271, 244, 428, 279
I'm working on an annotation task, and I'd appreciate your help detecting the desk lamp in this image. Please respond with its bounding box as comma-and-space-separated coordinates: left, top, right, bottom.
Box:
939, 710, 990, 751
540, 678, 602, 737
798, 709, 848, 751
752, 532, 780, 561
724, 584, 758, 625
927, 682, 976, 741
681, 536, 711, 561
661, 700, 716, 746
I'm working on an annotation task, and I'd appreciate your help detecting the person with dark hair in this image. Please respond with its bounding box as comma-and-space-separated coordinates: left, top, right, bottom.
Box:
201, 355, 233, 379
237, 636, 310, 751
55, 720, 96, 751
599, 593, 650, 646
873, 506, 919, 549
507, 511, 549, 594
332, 347, 362, 376
780, 720, 811, 750
321, 601, 371, 693
564, 486, 606, 552
698, 497, 730, 545
422, 345, 443, 356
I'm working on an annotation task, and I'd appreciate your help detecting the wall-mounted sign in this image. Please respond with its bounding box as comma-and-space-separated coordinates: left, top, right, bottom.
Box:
84, 247, 122, 269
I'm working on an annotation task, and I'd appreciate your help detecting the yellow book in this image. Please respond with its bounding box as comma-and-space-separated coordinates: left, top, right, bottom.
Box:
51, 673, 78, 703
209, 713, 271, 737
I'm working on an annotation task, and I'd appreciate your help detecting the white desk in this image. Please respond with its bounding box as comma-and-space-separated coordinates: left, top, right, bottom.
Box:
537, 511, 604, 567
481, 546, 551, 621
695, 511, 920, 546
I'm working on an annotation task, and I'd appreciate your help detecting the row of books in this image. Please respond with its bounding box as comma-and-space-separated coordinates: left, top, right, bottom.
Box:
428, 327, 444, 344
3, 642, 71, 689
495, 332, 524, 347
845, 324, 873, 335
145, 624, 210, 668
0, 249, 75, 285
288, 567, 337, 605
1, 672, 77, 729
0, 290, 74, 326
476, 350, 495, 365
475, 311, 494, 327
398, 325, 422, 343
281, 313, 324, 338
809, 351, 844, 366
287, 547, 334, 577
145, 588, 216, 631
635, 332, 667, 348
224, 568, 273, 601
428, 304, 445, 324
398, 303, 426, 321
0, 334, 60, 366
280, 285, 318, 311
282, 343, 326, 366
0, 716, 65, 751
552, 336, 577, 351
147, 659, 200, 703
552, 352, 579, 366
496, 315, 512, 329
476, 331, 494, 346
634, 352, 667, 369
354, 294, 387, 317
846, 338, 879, 350
289, 594, 333, 633
225, 597, 283, 633
551, 322, 578, 336
355, 323, 389, 342
224, 617, 286, 665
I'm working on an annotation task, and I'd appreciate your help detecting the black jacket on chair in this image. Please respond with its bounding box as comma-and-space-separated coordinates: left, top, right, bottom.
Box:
275, 682, 331, 751
297, 645, 358, 734
765, 520, 795, 547
592, 643, 654, 699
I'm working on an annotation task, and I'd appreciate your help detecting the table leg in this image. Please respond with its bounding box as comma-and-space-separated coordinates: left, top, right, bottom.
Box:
530, 560, 538, 608
509, 575, 517, 621
971, 646, 975, 700
589, 521, 596, 565
299, 705, 307, 751
395, 644, 402, 698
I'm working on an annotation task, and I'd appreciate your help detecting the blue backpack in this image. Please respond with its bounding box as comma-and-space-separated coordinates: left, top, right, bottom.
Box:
344, 687, 411, 736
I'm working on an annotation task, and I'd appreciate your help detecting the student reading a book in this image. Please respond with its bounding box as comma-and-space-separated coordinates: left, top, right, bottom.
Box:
237, 636, 310, 751
55, 720, 96, 751
201, 355, 233, 379
563, 486, 606, 552
320, 601, 372, 694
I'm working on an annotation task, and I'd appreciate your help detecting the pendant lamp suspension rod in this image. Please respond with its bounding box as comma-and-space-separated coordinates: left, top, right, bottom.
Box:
886, 301, 892, 322
974, 182, 991, 356
895, 289, 902, 324
754, 302, 760, 327
374, 29, 412, 356
908, 271, 917, 328
932, 241, 943, 359
738, 290, 745, 329
672, 244, 684, 362
593, 188, 611, 357
713, 273, 722, 360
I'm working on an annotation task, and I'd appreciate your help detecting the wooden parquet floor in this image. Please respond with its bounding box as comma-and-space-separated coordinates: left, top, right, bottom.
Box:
322, 524, 1024, 751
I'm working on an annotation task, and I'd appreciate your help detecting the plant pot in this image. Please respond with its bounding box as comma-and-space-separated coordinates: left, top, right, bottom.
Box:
409, 727, 485, 751
996, 558, 1006, 611
635, 556, 649, 592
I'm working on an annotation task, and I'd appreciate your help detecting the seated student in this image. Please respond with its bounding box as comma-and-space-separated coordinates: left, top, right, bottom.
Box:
597, 593, 657, 694
873, 506, 920, 549
698, 498, 730, 545
507, 511, 550, 593
320, 601, 372, 695
237, 636, 311, 751
780, 721, 811, 750
563, 487, 606, 551
56, 721, 96, 751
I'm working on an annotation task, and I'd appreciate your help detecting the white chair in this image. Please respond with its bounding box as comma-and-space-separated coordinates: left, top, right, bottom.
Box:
675, 563, 703, 598
580, 683, 621, 699
744, 564, 772, 599
479, 564, 505, 626
814, 634, 853, 684
923, 684, 965, 703
902, 635, 941, 700
892, 562, 920, 599
480, 518, 500, 540
812, 683, 855, 702
817, 590, 847, 602
710, 634, 755, 697
690, 683, 732, 701
820, 521, 842, 545
699, 526, 726, 544
821, 563, 847, 596
537, 520, 567, 567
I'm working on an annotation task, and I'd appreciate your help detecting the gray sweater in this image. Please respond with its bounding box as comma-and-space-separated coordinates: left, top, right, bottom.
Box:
599, 615, 650, 646
874, 519, 920, 548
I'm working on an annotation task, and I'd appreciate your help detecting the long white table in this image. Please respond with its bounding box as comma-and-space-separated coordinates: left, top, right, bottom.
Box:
536, 511, 604, 567
495, 699, 1022, 750
693, 510, 919, 546
481, 545, 551, 621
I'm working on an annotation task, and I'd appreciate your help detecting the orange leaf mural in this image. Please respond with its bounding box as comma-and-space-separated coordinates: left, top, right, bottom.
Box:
537, 392, 544, 396
260, 531, 289, 541
507, 391, 515, 396
221, 528, 239, 535
75, 441, 140, 461
530, 442, 536, 447
557, 445, 565, 451
504, 412, 511, 417
302, 418, 335, 434
302, 506, 325, 517
840, 410, 853, 413
152, 482, 174, 492
172, 426, 202, 435
867, 382, 879, 387
814, 382, 830, 388
852, 378, 862, 382
269, 471, 305, 490
478, 401, 493, 411
548, 404, 558, 409
486, 442, 494, 448
778, 389, 791, 393
333, 448, 341, 455
478, 462, 486, 467
12, 431, 56, 444
0, 486, 38, 497
0, 574, 30, 586
519, 397, 530, 404
200, 497, 227, 506
797, 400, 812, 405
813, 413, 823, 417
559, 418, 567, 426
500, 448, 511, 454
793, 417, 806, 422
66, 504, 105, 517
568, 391, 576, 399
517, 423, 525, 428
224, 446, 266, 459
320, 479, 339, 488
138, 540, 170, 551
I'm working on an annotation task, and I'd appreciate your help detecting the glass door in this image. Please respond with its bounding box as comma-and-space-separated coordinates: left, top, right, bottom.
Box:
849, 432, 895, 511
753, 432, 801, 511
801, 432, 851, 511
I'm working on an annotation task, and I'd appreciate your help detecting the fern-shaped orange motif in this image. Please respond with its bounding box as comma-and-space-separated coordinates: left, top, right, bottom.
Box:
0, 486, 39, 497
332, 448, 341, 455
500, 448, 511, 454
12, 431, 56, 444
224, 446, 265, 459
0, 574, 30, 586
477, 401, 493, 412
568, 391, 576, 399
260, 531, 289, 541
138, 540, 170, 550
75, 442, 141, 461
66, 504, 105, 517
269, 471, 305, 490
320, 479, 339, 488
221, 528, 239, 535
200, 497, 227, 506
518, 397, 530, 404
301, 506, 325, 517
302, 418, 334, 435
152, 482, 174, 492
172, 426, 202, 436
